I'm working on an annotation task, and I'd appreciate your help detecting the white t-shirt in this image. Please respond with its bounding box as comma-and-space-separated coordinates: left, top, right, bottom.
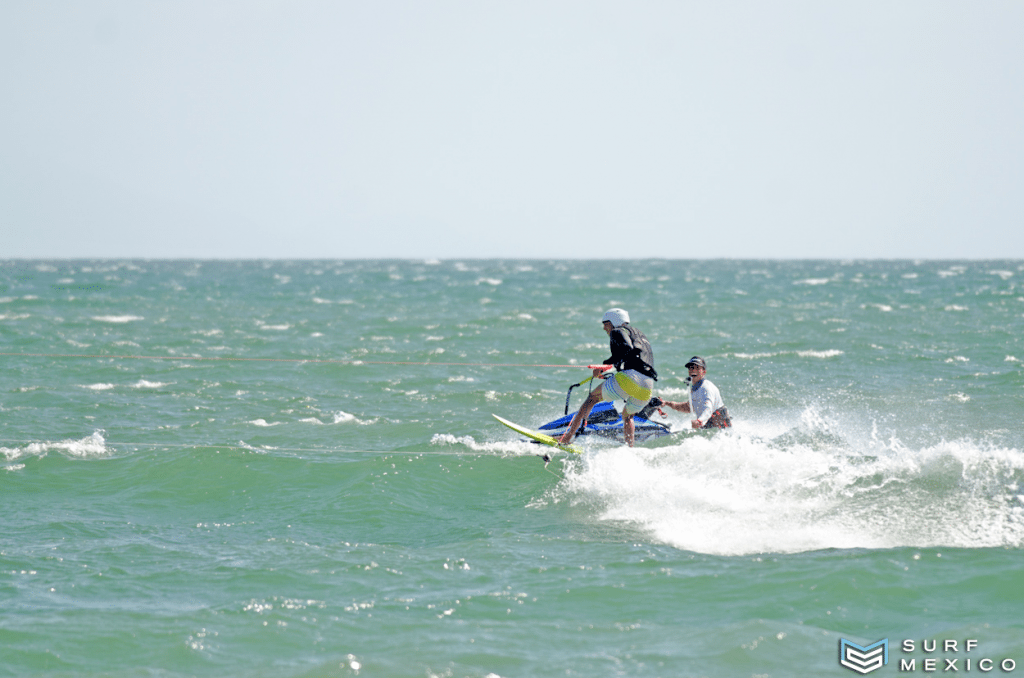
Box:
690, 378, 725, 426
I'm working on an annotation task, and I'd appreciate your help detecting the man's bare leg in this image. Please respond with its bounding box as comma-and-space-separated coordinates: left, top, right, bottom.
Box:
558, 388, 602, 444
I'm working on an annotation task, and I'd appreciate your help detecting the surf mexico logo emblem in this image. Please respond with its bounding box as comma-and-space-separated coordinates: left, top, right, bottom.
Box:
839, 638, 889, 674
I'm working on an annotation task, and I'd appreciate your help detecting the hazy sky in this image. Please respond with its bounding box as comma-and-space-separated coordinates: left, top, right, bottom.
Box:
3, 2, 1022, 259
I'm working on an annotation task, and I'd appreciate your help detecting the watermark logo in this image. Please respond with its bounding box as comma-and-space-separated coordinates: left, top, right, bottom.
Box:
839, 638, 889, 674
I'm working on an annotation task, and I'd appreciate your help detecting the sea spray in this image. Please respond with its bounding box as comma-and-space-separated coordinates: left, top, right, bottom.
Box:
557, 423, 1024, 555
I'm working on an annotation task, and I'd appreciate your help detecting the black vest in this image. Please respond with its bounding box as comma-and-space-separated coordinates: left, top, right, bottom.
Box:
607, 324, 658, 380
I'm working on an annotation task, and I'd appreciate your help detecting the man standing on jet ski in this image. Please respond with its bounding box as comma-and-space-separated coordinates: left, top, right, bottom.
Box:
659, 356, 732, 429
558, 308, 657, 447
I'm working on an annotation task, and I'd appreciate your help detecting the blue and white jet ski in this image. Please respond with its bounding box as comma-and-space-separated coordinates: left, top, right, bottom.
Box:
537, 375, 673, 444
538, 400, 672, 444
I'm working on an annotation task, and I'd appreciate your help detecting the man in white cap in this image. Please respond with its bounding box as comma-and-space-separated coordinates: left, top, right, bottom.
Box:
659, 356, 732, 429
558, 308, 658, 447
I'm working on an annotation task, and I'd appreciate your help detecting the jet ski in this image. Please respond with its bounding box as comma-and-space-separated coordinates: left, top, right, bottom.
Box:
537, 377, 673, 444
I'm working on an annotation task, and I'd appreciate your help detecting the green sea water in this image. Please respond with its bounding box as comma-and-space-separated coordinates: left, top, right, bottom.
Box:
2, 259, 1023, 677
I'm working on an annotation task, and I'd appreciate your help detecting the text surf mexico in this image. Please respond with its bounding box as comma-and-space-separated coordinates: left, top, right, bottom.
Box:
841, 638, 1017, 673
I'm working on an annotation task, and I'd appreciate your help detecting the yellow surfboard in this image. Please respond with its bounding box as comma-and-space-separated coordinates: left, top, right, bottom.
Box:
492, 414, 584, 455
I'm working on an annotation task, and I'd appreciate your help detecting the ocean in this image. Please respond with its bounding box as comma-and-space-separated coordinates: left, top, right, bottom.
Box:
2, 259, 1022, 677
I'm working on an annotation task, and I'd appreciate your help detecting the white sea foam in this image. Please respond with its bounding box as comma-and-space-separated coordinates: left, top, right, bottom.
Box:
430, 432, 537, 456
249, 419, 281, 427
796, 349, 843, 359
131, 380, 170, 389
81, 383, 116, 391
732, 350, 842, 360
2, 431, 110, 463
554, 413, 1024, 556
92, 315, 144, 323
794, 278, 830, 286
657, 386, 691, 398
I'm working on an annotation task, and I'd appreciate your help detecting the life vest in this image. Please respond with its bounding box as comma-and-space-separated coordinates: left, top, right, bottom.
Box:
607, 324, 658, 381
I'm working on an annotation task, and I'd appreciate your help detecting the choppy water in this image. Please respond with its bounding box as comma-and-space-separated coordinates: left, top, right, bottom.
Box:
2, 259, 1023, 677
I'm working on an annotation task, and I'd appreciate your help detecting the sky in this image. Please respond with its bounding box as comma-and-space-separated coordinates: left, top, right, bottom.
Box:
2, 1, 1023, 260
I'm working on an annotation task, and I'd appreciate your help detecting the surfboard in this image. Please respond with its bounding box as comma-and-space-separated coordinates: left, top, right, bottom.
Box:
492, 414, 584, 456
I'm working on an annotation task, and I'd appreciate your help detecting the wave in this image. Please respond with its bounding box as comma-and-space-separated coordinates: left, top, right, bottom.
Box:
332, 411, 363, 424
796, 349, 844, 359
731, 349, 844, 360
91, 315, 144, 323
298, 411, 374, 425
2, 431, 110, 464
431, 432, 549, 457
78, 381, 172, 391
132, 380, 171, 389
553, 410, 1024, 556
247, 411, 375, 426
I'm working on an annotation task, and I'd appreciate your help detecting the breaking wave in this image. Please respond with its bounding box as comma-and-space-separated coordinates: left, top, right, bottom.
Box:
2, 431, 111, 465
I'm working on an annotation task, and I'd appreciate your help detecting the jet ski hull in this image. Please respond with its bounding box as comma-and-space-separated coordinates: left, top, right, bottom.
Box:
537, 401, 671, 444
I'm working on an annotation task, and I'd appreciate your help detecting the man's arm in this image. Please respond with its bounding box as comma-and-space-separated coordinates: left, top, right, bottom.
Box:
659, 399, 691, 413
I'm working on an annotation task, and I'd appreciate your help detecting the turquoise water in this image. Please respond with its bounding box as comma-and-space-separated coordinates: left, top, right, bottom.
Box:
2, 259, 1023, 677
